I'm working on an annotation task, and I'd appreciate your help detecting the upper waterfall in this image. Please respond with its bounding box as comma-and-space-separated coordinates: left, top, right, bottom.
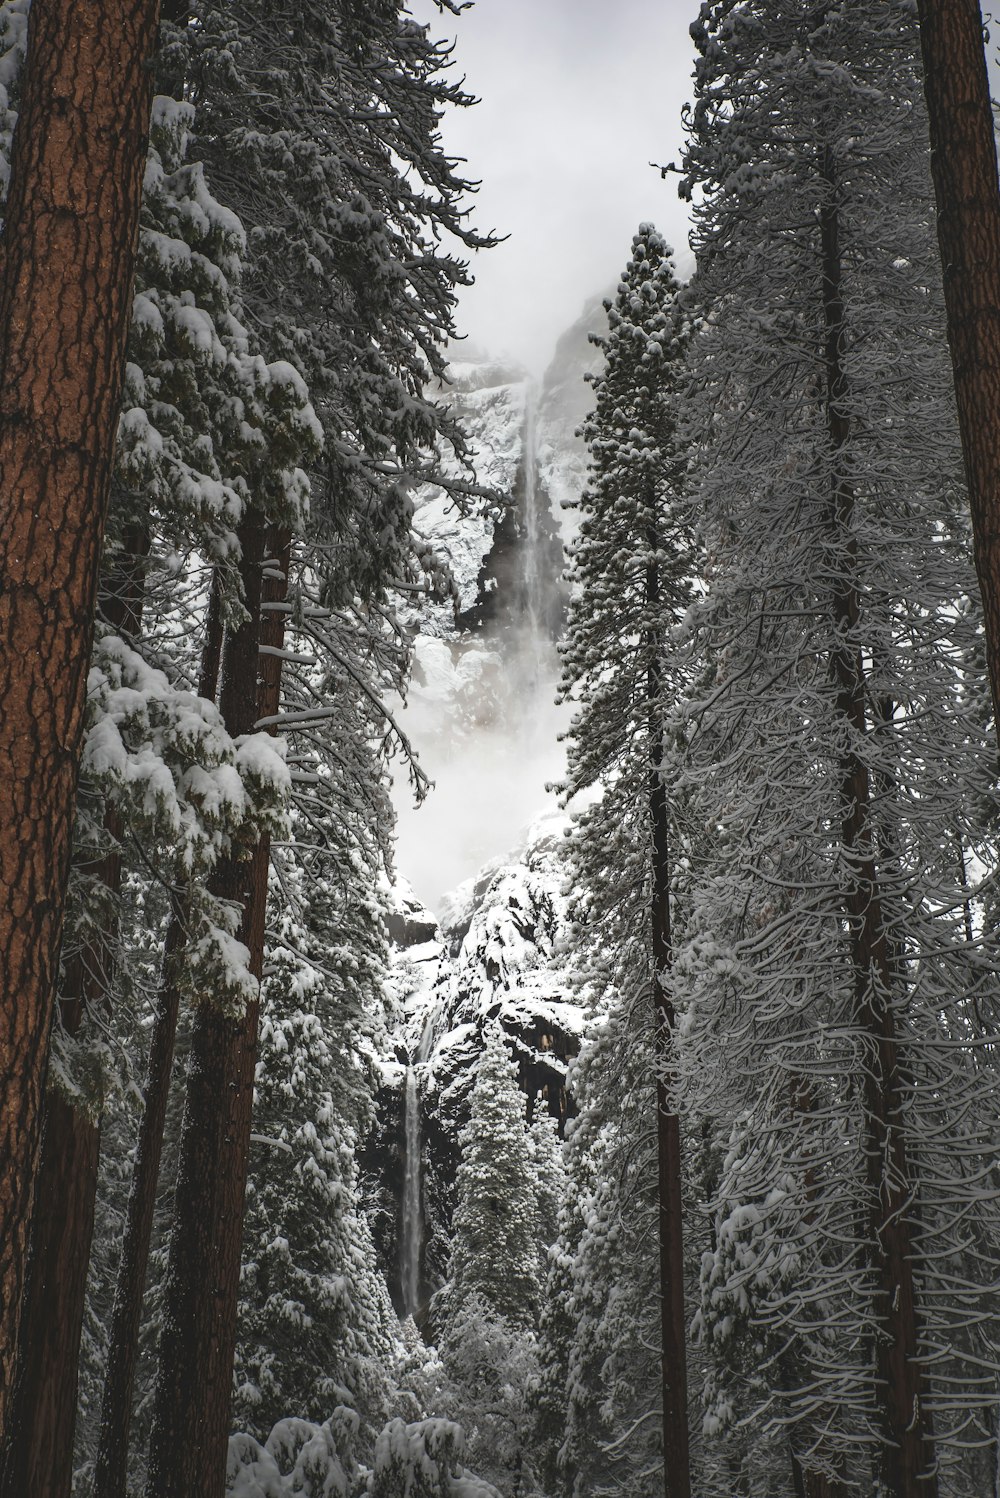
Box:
390, 320, 603, 912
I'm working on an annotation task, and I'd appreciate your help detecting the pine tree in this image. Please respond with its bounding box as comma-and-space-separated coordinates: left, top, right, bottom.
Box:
429, 1026, 541, 1496
548, 988, 667, 1498
678, 3, 1000, 1492
441, 1025, 539, 1331
534, 1184, 583, 1498
917, 0, 1000, 734
556, 224, 694, 1498
529, 1108, 565, 1270
234, 828, 397, 1449
145, 4, 496, 1490
2, 77, 319, 1494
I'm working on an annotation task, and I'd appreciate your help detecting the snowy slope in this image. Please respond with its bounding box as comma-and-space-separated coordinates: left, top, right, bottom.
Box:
373, 814, 584, 1312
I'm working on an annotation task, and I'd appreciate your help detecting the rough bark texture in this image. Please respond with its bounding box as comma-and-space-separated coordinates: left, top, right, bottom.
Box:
917, 0, 1000, 733
94, 575, 225, 1498
5, 524, 152, 1498
819, 150, 936, 1498
2, 1093, 101, 1497
0, 0, 158, 1443
146, 519, 289, 1498
646, 540, 691, 1498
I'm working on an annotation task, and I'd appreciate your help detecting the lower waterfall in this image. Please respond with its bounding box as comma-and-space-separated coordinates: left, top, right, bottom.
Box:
400, 1065, 422, 1319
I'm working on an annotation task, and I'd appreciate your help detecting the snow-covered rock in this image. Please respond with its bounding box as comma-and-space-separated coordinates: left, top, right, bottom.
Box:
370, 818, 583, 1317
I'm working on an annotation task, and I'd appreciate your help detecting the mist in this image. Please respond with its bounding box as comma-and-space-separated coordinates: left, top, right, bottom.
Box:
392, 629, 571, 914
406, 0, 697, 376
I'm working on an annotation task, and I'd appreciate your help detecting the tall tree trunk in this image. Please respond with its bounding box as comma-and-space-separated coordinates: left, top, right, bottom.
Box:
785, 1076, 847, 1498
791, 1451, 847, 1498
646, 535, 691, 1498
0, 0, 158, 1442
916, 0, 1000, 734
146, 521, 290, 1498
819, 147, 937, 1498
94, 567, 226, 1498
4, 528, 151, 1497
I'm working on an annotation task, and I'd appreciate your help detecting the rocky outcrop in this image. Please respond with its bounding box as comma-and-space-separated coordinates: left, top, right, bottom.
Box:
367, 819, 583, 1320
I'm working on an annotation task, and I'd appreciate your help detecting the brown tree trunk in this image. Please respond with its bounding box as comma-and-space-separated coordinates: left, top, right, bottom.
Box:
146, 521, 290, 1498
646, 539, 691, 1498
2, 1094, 101, 1496
4, 527, 152, 1497
819, 148, 936, 1498
0, 0, 158, 1443
94, 570, 226, 1498
791, 1451, 847, 1498
917, 0, 1000, 735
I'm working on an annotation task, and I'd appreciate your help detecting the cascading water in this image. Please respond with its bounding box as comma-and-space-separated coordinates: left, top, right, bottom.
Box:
390, 363, 571, 909
400, 1017, 433, 1320
512, 388, 564, 734
400, 1065, 422, 1319
521, 392, 545, 647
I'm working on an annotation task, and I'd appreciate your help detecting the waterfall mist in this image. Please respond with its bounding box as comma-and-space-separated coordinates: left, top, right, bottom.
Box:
392, 374, 572, 913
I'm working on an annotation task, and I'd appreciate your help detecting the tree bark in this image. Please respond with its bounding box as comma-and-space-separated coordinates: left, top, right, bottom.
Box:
2, 1093, 101, 1497
94, 571, 226, 1498
819, 147, 937, 1498
0, 0, 158, 1444
146, 520, 289, 1498
646, 536, 691, 1498
4, 526, 151, 1498
916, 0, 1000, 734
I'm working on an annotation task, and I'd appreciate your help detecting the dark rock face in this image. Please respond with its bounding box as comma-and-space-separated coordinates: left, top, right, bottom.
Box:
385, 893, 439, 951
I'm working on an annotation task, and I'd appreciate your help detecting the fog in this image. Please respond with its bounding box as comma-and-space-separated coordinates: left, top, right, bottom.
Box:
392, 630, 572, 913
408, 0, 697, 376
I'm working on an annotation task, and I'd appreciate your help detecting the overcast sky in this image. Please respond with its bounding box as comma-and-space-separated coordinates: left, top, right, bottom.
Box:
409, 0, 698, 375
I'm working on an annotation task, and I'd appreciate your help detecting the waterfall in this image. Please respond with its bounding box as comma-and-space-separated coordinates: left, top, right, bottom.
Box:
514, 386, 562, 729
521, 392, 545, 644
400, 1018, 432, 1320
400, 1065, 422, 1319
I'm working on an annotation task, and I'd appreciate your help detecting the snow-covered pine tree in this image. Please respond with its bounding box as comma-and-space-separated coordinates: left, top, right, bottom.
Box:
233, 816, 397, 1450
35, 86, 322, 1498
146, 5, 497, 1493
0, 0, 160, 1451
161, 0, 495, 588
543, 981, 666, 1498
3, 63, 317, 1491
554, 224, 695, 1498
917, 0, 1000, 732
429, 1025, 541, 1495
529, 1107, 566, 1272
224, 1411, 503, 1498
533, 1179, 584, 1498
678, 3, 1000, 1493
440, 1024, 539, 1331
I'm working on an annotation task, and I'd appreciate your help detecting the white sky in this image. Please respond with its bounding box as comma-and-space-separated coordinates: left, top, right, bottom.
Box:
408, 0, 698, 375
